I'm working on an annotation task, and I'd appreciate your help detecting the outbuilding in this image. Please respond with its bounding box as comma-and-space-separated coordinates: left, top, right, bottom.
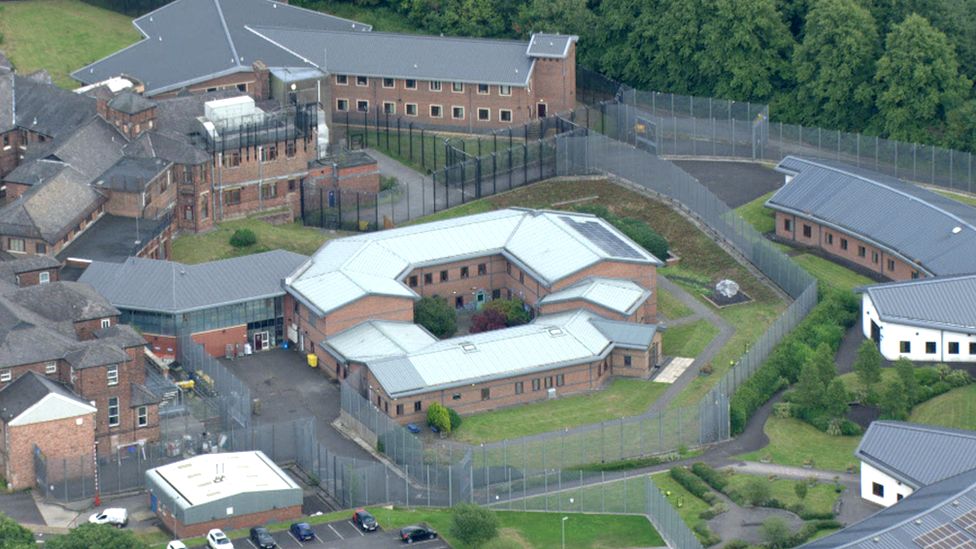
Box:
145, 451, 302, 538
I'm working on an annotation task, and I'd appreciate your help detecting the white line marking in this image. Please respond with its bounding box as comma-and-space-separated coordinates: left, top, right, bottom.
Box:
348, 521, 365, 536
327, 524, 343, 539
245, 540, 258, 549
289, 531, 305, 547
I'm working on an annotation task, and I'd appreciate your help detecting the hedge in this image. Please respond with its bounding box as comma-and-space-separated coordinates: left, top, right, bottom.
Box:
692, 522, 722, 546
691, 462, 728, 491
669, 466, 716, 504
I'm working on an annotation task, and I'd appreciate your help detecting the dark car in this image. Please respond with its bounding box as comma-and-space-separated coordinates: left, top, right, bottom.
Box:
400, 524, 437, 543
289, 522, 315, 542
406, 423, 421, 434
249, 527, 276, 549
352, 508, 378, 532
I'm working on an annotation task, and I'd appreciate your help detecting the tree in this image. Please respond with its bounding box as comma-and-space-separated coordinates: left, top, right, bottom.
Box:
825, 378, 850, 419
874, 14, 971, 142
794, 480, 808, 500
792, 0, 879, 130
810, 343, 838, 388
0, 512, 34, 549
793, 357, 826, 416
426, 402, 452, 433
44, 524, 148, 549
742, 476, 771, 506
853, 340, 884, 399
947, 100, 976, 151
879, 378, 909, 420
470, 308, 508, 334
515, 0, 596, 38
414, 296, 457, 338
450, 503, 499, 546
760, 516, 792, 549
894, 357, 919, 404
484, 299, 531, 326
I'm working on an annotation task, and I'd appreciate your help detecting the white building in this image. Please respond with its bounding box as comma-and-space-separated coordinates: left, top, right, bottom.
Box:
860, 274, 976, 362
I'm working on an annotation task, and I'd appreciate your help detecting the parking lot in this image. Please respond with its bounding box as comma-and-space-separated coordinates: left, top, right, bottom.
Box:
182, 518, 451, 549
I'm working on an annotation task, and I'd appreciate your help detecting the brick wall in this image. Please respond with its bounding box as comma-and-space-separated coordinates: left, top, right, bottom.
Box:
307, 161, 380, 194
156, 503, 302, 539
1, 411, 96, 490
530, 43, 577, 115
214, 136, 316, 222
103, 169, 176, 219
11, 267, 60, 287
74, 315, 120, 341
152, 71, 258, 99
143, 334, 178, 357
191, 325, 248, 357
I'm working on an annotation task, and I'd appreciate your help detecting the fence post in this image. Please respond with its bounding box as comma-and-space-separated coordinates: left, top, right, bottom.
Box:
420, 129, 425, 170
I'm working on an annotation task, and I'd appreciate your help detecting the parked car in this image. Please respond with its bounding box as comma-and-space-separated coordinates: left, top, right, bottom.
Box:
249, 527, 276, 549
406, 423, 421, 434
88, 508, 128, 528
165, 542, 187, 549
352, 508, 378, 532
400, 524, 437, 543
290, 522, 315, 541
207, 529, 234, 549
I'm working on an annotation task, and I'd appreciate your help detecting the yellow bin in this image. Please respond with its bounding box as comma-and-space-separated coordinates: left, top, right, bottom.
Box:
307, 353, 318, 368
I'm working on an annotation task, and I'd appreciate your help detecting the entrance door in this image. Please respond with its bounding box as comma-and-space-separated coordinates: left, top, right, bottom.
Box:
475, 291, 486, 309
537, 103, 548, 118
870, 321, 881, 345
328, 190, 336, 208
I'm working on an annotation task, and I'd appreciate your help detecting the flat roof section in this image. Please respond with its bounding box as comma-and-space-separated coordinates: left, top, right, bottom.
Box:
149, 451, 298, 507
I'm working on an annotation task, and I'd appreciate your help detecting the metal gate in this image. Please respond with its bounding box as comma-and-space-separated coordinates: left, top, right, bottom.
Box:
33, 445, 48, 498
451, 449, 473, 505
634, 116, 657, 154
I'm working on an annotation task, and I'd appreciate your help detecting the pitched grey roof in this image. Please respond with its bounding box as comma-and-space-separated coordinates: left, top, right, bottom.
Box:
64, 341, 130, 368
0, 371, 89, 423
861, 274, 976, 332
107, 91, 156, 115
856, 421, 976, 488
94, 324, 149, 349
590, 318, 658, 348
526, 34, 578, 59
71, 0, 371, 96
769, 156, 976, 276
0, 172, 107, 243
79, 250, 307, 313
249, 27, 535, 86
3, 159, 69, 186
12, 75, 97, 139
95, 156, 171, 193
0, 254, 60, 275
0, 298, 78, 367
56, 214, 173, 263
0, 70, 13, 133
5, 281, 119, 323
131, 382, 161, 407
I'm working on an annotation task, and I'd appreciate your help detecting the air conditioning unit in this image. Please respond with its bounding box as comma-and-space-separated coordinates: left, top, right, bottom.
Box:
547, 388, 556, 400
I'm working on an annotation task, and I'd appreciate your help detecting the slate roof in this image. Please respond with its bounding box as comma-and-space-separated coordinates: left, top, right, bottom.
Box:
12, 75, 97, 139
3, 159, 70, 186
72, 0, 371, 96
855, 421, 976, 489
64, 341, 130, 369
860, 274, 976, 332
79, 250, 307, 313
0, 298, 79, 367
769, 156, 976, 276
0, 70, 13, 133
107, 91, 156, 115
5, 281, 119, 323
0, 255, 59, 275
95, 156, 171, 192
0, 371, 92, 423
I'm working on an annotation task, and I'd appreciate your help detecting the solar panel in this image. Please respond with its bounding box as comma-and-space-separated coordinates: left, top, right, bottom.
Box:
560, 217, 644, 259
914, 524, 976, 549
955, 510, 976, 536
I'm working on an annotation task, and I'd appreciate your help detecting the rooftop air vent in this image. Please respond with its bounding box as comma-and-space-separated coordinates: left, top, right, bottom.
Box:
547, 327, 564, 337
460, 342, 477, 353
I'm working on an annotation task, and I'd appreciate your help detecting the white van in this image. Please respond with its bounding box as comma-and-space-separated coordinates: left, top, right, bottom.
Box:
88, 508, 128, 528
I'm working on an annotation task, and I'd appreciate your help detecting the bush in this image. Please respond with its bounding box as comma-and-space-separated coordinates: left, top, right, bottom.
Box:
692, 522, 721, 546
450, 503, 499, 547
427, 402, 451, 433
794, 479, 807, 500
380, 175, 398, 192
229, 228, 257, 248
470, 308, 507, 333
0, 512, 33, 547
691, 462, 728, 491
948, 369, 972, 387
669, 467, 716, 503
698, 502, 728, 520
760, 516, 791, 549
484, 299, 532, 326
915, 367, 940, 386
447, 407, 462, 431
786, 520, 843, 546
723, 541, 750, 549
741, 476, 772, 506
414, 296, 457, 338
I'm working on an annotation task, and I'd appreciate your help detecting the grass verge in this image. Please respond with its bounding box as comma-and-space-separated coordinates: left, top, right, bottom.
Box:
933, 189, 976, 207
791, 254, 873, 292
910, 384, 976, 430
733, 191, 776, 233
663, 319, 720, 358
658, 288, 694, 320
171, 218, 335, 264
651, 473, 715, 544
737, 417, 861, 472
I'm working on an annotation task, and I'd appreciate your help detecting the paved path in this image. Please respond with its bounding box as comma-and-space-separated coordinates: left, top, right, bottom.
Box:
671, 159, 782, 208
656, 357, 694, 384
707, 490, 805, 545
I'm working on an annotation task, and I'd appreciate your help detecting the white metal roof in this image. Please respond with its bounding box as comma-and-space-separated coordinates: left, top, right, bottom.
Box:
539, 277, 651, 315
148, 451, 298, 506
323, 320, 437, 362
286, 208, 662, 316
10, 393, 97, 427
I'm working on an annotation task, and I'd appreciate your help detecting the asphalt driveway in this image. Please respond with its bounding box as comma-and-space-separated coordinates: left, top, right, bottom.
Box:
672, 159, 782, 207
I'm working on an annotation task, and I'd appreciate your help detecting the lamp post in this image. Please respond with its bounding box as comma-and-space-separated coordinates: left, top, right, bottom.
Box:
561, 516, 569, 549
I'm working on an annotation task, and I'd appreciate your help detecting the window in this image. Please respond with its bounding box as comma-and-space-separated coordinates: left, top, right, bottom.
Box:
556, 374, 564, 387
452, 82, 464, 93
452, 106, 464, 120
477, 263, 487, 276
236, 83, 247, 92
261, 145, 278, 162
430, 105, 443, 118
100, 318, 111, 328
44, 361, 57, 375
288, 179, 297, 191
206, 87, 217, 92
223, 151, 241, 168
857, 245, 866, 258
137, 406, 148, 427
887, 259, 895, 271
405, 103, 418, 117
405, 79, 417, 90
384, 401, 388, 413
36, 242, 47, 254
7, 238, 24, 253
912, 270, 920, 279
286, 141, 296, 158
499, 109, 512, 123
481, 388, 490, 401
383, 78, 395, 89
477, 108, 490, 122
532, 378, 540, 391
872, 251, 879, 264
39, 271, 50, 284
108, 397, 120, 427
107, 364, 119, 386
396, 404, 404, 416
506, 263, 512, 275
414, 401, 422, 412
452, 393, 462, 400
477, 84, 489, 95
900, 341, 911, 353
498, 85, 511, 96
840, 238, 848, 250
545, 376, 553, 388
383, 102, 396, 115
424, 273, 433, 284
492, 289, 501, 299
440, 270, 448, 282
429, 81, 442, 92
925, 341, 937, 354
515, 381, 524, 395
0, 370, 9, 382
971, 343, 976, 355
201, 198, 209, 219
409, 275, 418, 288
802, 224, 811, 238
460, 266, 469, 279
356, 76, 368, 86
624, 355, 632, 367
223, 189, 241, 205
336, 74, 348, 85
261, 182, 277, 199
357, 100, 369, 113
949, 342, 960, 355
826, 233, 833, 245
783, 218, 792, 232
872, 482, 884, 498
519, 272, 524, 284
336, 99, 349, 111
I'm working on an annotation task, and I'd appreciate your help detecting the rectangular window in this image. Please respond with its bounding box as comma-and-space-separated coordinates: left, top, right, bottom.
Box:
477, 108, 490, 122
223, 189, 241, 205
440, 270, 448, 282
460, 266, 469, 279
107, 364, 119, 386
356, 76, 368, 86
414, 401, 422, 412
286, 141, 296, 158
452, 82, 464, 93
491, 289, 501, 299
452, 106, 464, 120
409, 275, 418, 288
288, 179, 297, 191
515, 381, 524, 394
36, 242, 47, 254
826, 233, 833, 245
39, 271, 50, 284
137, 406, 148, 427
108, 397, 120, 427
858, 245, 866, 258
900, 341, 911, 353
925, 341, 937, 354
396, 404, 404, 416
336, 99, 349, 111
356, 100, 369, 113
405, 103, 418, 116
7, 238, 24, 253
0, 369, 9, 382
100, 318, 111, 328
912, 270, 919, 279
887, 259, 895, 271
405, 79, 417, 90
262, 145, 278, 162
783, 218, 792, 231
498, 85, 511, 96
430, 105, 443, 118
383, 78, 395, 88
624, 355, 632, 367
519, 272, 524, 284
336, 74, 348, 85
872, 251, 879, 264
45, 361, 57, 374
423, 273, 433, 285
949, 342, 960, 354
544, 376, 553, 389
499, 109, 512, 123
382, 102, 396, 115
237, 83, 247, 92
452, 393, 461, 400
506, 263, 512, 275
532, 378, 540, 391
555, 374, 564, 387
481, 388, 490, 401
477, 84, 489, 95
429, 81, 442, 92
872, 482, 884, 498
223, 151, 241, 168
841, 238, 848, 250
971, 342, 976, 355
477, 263, 487, 276
802, 224, 811, 238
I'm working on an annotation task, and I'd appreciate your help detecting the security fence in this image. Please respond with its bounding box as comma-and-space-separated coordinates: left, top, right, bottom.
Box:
177, 333, 252, 431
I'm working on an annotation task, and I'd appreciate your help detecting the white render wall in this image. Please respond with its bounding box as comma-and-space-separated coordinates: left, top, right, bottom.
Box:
860, 461, 913, 507
861, 294, 976, 362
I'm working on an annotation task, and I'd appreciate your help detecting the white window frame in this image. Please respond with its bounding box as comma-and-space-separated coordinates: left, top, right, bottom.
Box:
356, 100, 369, 113
335, 74, 348, 85
477, 108, 490, 122
107, 364, 119, 386
452, 82, 464, 93
7, 238, 25, 253
477, 84, 489, 95
137, 406, 148, 428
336, 98, 349, 112
498, 85, 512, 96
405, 103, 418, 117
451, 106, 465, 120
0, 369, 10, 382
430, 104, 443, 118
382, 101, 396, 115
39, 271, 50, 284
355, 75, 369, 87
382, 78, 395, 89
45, 361, 57, 374
429, 81, 442, 92
405, 79, 417, 90
107, 397, 120, 427
499, 109, 513, 123
101, 318, 111, 328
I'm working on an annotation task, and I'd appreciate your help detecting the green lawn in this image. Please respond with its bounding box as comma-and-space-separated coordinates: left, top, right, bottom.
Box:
723, 472, 842, 517
0, 0, 140, 88
345, 125, 517, 174
738, 417, 861, 472
454, 379, 669, 443
662, 319, 719, 358
651, 473, 717, 544
792, 254, 873, 292
933, 189, 976, 207
658, 289, 694, 320
910, 384, 976, 430
734, 191, 776, 234
171, 218, 336, 264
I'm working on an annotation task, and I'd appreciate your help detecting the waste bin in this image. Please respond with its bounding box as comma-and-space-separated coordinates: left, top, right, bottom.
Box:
307, 353, 318, 368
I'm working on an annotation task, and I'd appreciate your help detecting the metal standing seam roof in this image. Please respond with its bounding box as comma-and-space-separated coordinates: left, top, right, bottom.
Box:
539, 277, 651, 316
367, 309, 658, 398
286, 208, 662, 317
526, 34, 578, 58
856, 421, 976, 489
71, 0, 371, 96
322, 320, 437, 363
78, 250, 307, 314
861, 274, 976, 332
768, 156, 976, 276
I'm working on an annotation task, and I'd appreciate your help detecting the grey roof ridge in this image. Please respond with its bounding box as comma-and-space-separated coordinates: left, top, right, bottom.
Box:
244, 26, 319, 69
145, 65, 251, 97
370, 319, 436, 354
860, 272, 976, 293
210, 0, 242, 69
853, 420, 976, 488
540, 278, 652, 316
248, 24, 532, 46
131, 0, 191, 32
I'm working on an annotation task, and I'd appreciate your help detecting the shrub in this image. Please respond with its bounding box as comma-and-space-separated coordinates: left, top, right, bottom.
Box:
574, 204, 670, 259
948, 369, 972, 387
742, 476, 771, 506
229, 228, 257, 248
447, 407, 462, 431
698, 502, 728, 520
914, 367, 940, 386
786, 520, 843, 546
691, 522, 721, 546
414, 296, 457, 338
484, 299, 532, 326
723, 541, 750, 549
794, 480, 807, 500
450, 503, 499, 547
380, 176, 398, 192
470, 308, 507, 333
691, 462, 728, 491
669, 467, 716, 503
760, 516, 791, 549
427, 402, 451, 433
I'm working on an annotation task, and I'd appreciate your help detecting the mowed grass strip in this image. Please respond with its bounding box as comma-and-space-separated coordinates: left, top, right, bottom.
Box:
658, 288, 694, 320
737, 417, 862, 472
662, 319, 720, 358
171, 218, 336, 264
791, 253, 874, 292
0, 0, 140, 88
933, 189, 976, 207
910, 384, 976, 430
454, 379, 669, 443
733, 191, 776, 234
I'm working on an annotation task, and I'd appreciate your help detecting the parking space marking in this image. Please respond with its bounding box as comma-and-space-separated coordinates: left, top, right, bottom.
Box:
327, 524, 343, 539
289, 532, 305, 547
245, 539, 257, 549
347, 520, 365, 536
